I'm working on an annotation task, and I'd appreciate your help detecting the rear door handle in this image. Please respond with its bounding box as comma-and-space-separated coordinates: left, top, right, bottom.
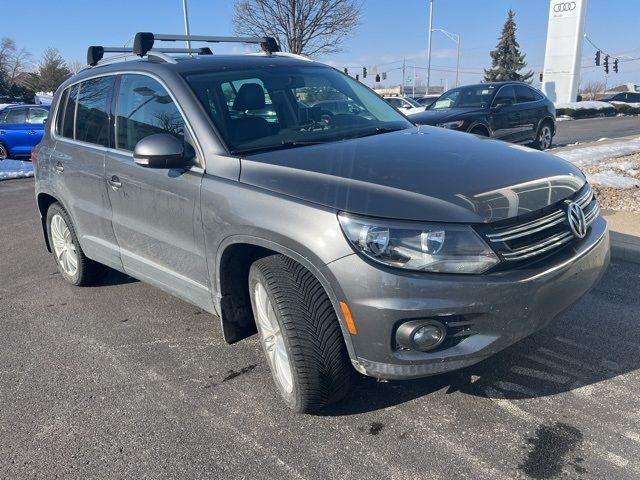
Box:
53, 161, 64, 173
108, 176, 122, 190
28, 130, 37, 135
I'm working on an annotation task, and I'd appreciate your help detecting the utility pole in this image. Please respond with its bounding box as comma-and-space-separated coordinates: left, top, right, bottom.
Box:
426, 0, 434, 95
432, 28, 461, 87
412, 65, 416, 96
182, 0, 192, 49
401, 58, 406, 96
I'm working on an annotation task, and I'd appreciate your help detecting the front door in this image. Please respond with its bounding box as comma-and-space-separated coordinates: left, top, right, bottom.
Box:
105, 74, 211, 310
489, 85, 521, 143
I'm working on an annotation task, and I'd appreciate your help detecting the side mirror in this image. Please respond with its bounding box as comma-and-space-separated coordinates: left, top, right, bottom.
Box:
493, 99, 513, 110
133, 133, 192, 169
42, 118, 47, 125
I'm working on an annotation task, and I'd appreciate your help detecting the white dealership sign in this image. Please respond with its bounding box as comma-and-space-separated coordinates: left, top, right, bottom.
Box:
541, 0, 588, 103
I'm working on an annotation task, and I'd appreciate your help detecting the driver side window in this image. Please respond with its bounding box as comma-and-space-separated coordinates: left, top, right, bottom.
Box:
493, 85, 516, 106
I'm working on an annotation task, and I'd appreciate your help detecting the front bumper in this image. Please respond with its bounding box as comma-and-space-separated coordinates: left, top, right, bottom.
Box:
323, 216, 610, 379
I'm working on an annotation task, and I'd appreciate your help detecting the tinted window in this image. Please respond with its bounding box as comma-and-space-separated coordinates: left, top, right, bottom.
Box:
630, 93, 640, 102
62, 85, 79, 139
28, 108, 48, 124
116, 75, 185, 151
0, 110, 8, 123
431, 85, 497, 110
221, 77, 277, 123
76, 76, 113, 146
2, 108, 28, 124
55, 89, 69, 135
515, 85, 536, 103
493, 85, 516, 106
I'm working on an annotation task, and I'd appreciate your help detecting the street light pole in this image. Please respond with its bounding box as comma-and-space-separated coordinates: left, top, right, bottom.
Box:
432, 28, 461, 87
426, 0, 433, 95
182, 0, 192, 49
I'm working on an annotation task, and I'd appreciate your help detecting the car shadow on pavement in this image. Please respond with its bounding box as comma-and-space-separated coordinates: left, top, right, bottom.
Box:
95, 268, 139, 287
321, 260, 640, 416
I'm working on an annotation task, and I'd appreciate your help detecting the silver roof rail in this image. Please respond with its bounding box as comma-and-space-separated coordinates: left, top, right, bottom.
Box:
86, 45, 212, 67
133, 32, 280, 56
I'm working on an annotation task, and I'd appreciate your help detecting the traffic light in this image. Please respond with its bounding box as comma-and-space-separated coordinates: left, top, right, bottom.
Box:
595, 50, 601, 66
344, 67, 348, 75
604, 55, 609, 74
382, 72, 387, 81
362, 67, 367, 78
375, 74, 381, 82
539, 72, 543, 82
613, 59, 619, 74
356, 74, 359, 81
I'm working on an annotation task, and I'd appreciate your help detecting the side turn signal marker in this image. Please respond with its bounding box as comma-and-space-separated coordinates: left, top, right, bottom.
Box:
340, 301, 357, 335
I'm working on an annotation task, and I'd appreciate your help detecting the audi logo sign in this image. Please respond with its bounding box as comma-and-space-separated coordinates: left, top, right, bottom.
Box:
553, 2, 577, 12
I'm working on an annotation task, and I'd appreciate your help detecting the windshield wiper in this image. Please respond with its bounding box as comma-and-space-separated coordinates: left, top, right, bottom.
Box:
231, 139, 326, 156
345, 126, 407, 140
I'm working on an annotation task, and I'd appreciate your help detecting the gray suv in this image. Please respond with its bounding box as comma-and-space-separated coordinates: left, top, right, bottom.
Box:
33, 33, 610, 413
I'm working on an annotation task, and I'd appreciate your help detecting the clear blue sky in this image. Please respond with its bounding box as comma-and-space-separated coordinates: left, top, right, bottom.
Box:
2, 0, 639, 90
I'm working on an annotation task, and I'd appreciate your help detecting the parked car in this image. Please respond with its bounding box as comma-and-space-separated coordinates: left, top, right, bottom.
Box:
0, 104, 50, 160
409, 82, 556, 150
383, 96, 425, 114
600, 92, 640, 103
414, 94, 441, 108
34, 32, 609, 413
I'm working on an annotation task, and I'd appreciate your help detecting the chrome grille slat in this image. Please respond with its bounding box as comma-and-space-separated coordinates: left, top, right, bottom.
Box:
485, 184, 600, 263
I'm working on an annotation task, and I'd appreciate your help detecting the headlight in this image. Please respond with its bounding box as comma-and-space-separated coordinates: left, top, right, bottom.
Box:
436, 120, 465, 129
338, 213, 499, 274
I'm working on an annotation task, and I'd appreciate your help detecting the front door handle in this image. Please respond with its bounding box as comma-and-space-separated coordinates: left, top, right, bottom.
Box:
108, 176, 122, 190
28, 130, 37, 135
53, 161, 64, 173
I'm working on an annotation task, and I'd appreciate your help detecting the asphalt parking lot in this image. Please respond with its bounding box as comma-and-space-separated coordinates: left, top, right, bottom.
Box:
1, 178, 639, 480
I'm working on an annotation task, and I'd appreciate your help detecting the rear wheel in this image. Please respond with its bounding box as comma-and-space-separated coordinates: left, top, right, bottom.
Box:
248, 254, 351, 413
46, 203, 106, 286
0, 143, 8, 160
534, 121, 553, 150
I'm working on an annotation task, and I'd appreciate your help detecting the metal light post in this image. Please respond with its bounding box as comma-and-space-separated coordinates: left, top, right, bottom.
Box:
432, 28, 461, 87
426, 0, 434, 95
182, 0, 192, 49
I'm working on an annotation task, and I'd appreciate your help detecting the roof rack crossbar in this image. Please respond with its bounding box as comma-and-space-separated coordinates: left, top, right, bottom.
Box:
133, 32, 280, 57
87, 45, 212, 66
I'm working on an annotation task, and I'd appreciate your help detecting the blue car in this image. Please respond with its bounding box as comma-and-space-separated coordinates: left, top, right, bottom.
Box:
0, 104, 50, 160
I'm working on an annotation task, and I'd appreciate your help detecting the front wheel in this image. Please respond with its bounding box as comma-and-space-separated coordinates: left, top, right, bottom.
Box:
534, 122, 553, 150
0, 143, 8, 160
248, 255, 351, 413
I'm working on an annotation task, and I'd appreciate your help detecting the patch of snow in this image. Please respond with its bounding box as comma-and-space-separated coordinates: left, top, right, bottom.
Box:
611, 101, 640, 108
0, 159, 34, 180
587, 171, 640, 189
556, 115, 573, 122
555, 101, 613, 110
597, 138, 609, 142
554, 137, 640, 167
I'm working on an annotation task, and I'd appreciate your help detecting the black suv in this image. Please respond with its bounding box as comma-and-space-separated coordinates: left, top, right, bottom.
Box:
410, 82, 556, 150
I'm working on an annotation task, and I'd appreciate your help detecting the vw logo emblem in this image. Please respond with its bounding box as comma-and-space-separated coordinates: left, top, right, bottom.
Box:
553, 1, 577, 12
567, 202, 587, 239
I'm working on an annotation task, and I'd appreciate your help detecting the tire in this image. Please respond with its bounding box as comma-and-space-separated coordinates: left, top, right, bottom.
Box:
46, 202, 107, 286
0, 143, 8, 160
248, 254, 351, 413
533, 121, 553, 150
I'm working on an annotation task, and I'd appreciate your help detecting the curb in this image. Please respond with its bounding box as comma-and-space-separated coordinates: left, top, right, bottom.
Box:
610, 231, 640, 264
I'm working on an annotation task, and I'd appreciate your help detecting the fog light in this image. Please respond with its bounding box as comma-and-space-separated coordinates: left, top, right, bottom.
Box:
396, 320, 446, 352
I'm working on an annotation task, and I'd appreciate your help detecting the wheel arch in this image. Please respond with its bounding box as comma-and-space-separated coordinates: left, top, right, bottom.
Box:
215, 235, 357, 360
538, 116, 556, 135
36, 191, 60, 252
467, 122, 491, 137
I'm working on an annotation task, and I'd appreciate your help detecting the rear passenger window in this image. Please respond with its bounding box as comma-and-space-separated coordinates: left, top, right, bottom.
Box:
116, 75, 185, 151
515, 85, 536, 103
2, 108, 27, 124
76, 76, 113, 147
62, 85, 79, 139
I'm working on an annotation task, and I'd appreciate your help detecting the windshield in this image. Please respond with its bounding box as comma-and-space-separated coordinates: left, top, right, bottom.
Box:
184, 65, 413, 155
405, 97, 421, 107
429, 85, 497, 110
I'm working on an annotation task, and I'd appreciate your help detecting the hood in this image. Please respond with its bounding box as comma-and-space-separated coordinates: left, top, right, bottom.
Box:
409, 107, 483, 125
239, 126, 585, 224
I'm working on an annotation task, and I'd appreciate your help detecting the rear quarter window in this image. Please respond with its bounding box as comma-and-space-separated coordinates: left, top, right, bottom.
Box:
75, 76, 113, 147
61, 85, 79, 139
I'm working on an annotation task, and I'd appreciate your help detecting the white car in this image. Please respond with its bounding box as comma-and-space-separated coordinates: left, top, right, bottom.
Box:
383, 96, 425, 115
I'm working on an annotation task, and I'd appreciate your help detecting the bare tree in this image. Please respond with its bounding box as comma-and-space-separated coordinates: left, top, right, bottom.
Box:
7, 47, 32, 85
233, 0, 362, 57
68, 59, 85, 74
580, 80, 606, 100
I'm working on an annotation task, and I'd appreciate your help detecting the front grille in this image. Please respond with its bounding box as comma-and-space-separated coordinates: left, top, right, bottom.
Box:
484, 184, 599, 263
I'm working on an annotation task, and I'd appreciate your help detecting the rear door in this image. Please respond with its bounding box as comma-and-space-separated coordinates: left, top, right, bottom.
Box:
26, 107, 48, 149
50, 76, 122, 270
105, 73, 210, 310
0, 107, 30, 157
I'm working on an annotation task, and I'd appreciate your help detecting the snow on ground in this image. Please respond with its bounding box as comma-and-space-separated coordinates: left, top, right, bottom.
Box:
554, 136, 640, 167
555, 100, 613, 110
587, 170, 640, 189
0, 159, 34, 180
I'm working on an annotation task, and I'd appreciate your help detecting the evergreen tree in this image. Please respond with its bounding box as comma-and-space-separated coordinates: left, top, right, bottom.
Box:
35, 48, 71, 93
484, 10, 533, 83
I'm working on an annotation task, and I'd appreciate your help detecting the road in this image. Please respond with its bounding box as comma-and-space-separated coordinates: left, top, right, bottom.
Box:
554, 115, 640, 147
1, 178, 639, 480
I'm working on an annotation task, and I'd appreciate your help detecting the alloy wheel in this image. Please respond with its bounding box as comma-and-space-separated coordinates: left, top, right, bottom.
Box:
539, 125, 552, 150
253, 281, 294, 394
50, 214, 78, 277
